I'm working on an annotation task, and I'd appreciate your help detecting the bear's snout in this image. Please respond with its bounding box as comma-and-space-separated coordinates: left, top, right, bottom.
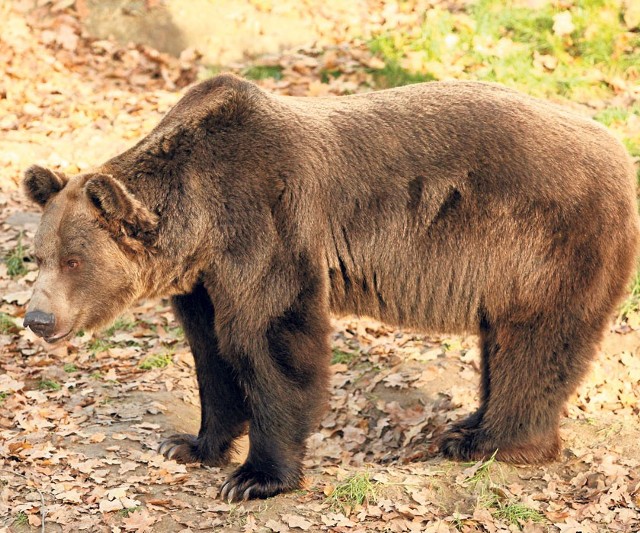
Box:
24, 310, 56, 339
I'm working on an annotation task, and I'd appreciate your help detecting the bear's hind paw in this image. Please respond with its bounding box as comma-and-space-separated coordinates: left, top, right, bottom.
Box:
439, 424, 561, 465
439, 425, 494, 462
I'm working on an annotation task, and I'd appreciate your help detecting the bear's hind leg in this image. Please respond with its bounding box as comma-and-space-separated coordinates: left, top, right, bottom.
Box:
440, 312, 601, 464
159, 283, 249, 466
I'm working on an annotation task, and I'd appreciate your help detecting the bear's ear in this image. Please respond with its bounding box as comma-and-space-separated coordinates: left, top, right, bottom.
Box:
85, 174, 158, 240
23, 165, 68, 207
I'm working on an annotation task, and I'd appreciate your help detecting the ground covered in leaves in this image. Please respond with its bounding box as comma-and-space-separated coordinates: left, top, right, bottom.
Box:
1, 1, 640, 531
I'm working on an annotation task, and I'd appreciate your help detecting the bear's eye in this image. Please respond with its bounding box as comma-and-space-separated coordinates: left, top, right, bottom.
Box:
66, 259, 79, 270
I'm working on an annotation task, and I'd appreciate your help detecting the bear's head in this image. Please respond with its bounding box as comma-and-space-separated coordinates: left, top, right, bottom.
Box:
22, 165, 158, 343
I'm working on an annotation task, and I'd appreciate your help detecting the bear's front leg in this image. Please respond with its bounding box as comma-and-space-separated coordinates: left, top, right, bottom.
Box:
219, 288, 332, 501
159, 283, 249, 466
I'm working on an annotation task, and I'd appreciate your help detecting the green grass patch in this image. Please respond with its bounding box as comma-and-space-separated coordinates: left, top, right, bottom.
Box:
619, 267, 640, 320
368, 0, 639, 101
462, 450, 546, 528
327, 471, 380, 510
593, 104, 640, 127
442, 338, 462, 352
242, 65, 283, 81
0, 391, 9, 404
492, 500, 545, 527
63, 363, 78, 373
105, 316, 136, 336
367, 57, 437, 88
139, 351, 174, 370
39, 379, 61, 391
88, 337, 113, 354
331, 348, 358, 365
89, 320, 141, 353
118, 506, 141, 517
320, 68, 342, 84
4, 232, 29, 278
465, 449, 498, 485
623, 139, 640, 188
0, 312, 18, 334
166, 324, 184, 339
622, 137, 640, 181
14, 511, 28, 526
624, 139, 640, 158
451, 512, 467, 530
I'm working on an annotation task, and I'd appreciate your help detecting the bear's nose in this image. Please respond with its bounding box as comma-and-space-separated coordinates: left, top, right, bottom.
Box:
24, 310, 56, 338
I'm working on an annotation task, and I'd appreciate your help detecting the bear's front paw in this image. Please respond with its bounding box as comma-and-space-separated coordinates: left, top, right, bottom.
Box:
158, 433, 228, 467
220, 463, 302, 502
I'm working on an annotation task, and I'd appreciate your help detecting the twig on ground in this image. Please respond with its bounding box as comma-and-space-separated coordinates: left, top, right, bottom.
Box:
1, 468, 47, 533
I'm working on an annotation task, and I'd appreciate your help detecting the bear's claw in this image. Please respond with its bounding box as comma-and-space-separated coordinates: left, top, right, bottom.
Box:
219, 481, 257, 502
158, 433, 226, 466
220, 464, 301, 502
159, 441, 177, 459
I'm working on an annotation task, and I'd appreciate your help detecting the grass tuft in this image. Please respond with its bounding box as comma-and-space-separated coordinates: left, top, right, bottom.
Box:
0, 312, 19, 334
118, 506, 141, 517
493, 501, 546, 526
242, 65, 283, 81
88, 338, 113, 354
465, 449, 498, 485
368, 58, 437, 88
593, 104, 640, 127
464, 450, 546, 528
105, 316, 136, 337
38, 379, 61, 391
165, 324, 185, 339
14, 511, 29, 526
327, 471, 380, 510
331, 348, 358, 365
4, 233, 29, 278
139, 351, 174, 370
619, 267, 640, 321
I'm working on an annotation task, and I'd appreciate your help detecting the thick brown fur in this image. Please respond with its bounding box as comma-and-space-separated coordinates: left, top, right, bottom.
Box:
24, 74, 639, 500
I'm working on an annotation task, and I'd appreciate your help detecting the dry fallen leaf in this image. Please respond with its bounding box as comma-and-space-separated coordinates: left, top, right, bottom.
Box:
264, 519, 289, 532
552, 11, 575, 36
121, 509, 157, 532
89, 432, 106, 443
2, 290, 31, 305
282, 514, 313, 530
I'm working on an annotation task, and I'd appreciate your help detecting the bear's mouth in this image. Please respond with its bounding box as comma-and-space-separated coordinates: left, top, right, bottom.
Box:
44, 330, 73, 344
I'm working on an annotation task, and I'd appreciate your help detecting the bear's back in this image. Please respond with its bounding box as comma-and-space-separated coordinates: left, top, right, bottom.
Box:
268, 82, 639, 332
278, 81, 634, 207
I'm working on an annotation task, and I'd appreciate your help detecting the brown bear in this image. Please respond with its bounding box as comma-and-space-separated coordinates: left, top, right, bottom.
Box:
23, 74, 639, 501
